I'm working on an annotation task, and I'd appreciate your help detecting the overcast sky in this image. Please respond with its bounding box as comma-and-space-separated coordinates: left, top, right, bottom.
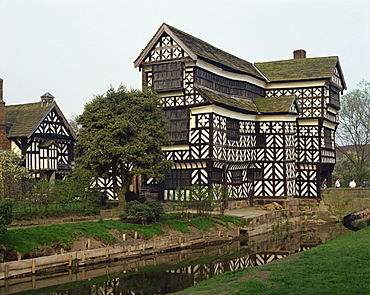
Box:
1, 0, 369, 120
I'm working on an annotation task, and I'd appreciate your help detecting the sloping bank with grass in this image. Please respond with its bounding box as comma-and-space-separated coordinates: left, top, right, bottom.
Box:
172, 226, 370, 295
0, 215, 244, 278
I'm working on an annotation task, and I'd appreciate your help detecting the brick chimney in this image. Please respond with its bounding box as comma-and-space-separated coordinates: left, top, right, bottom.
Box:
293, 49, 306, 59
0, 78, 11, 150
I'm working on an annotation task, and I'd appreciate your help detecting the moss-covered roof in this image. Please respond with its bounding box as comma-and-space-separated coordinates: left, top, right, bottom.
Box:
198, 87, 296, 115
254, 56, 338, 82
135, 24, 345, 87
136, 23, 265, 80
253, 95, 296, 113
167, 24, 264, 79
197, 87, 258, 113
5, 102, 55, 138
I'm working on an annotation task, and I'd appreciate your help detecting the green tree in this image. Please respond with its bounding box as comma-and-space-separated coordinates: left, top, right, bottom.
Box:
68, 114, 82, 133
336, 80, 370, 183
75, 85, 172, 208
0, 151, 31, 200
333, 152, 370, 187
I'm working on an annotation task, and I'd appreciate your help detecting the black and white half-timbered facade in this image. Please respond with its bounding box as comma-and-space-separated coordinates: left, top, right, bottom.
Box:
0, 87, 77, 180
134, 24, 346, 202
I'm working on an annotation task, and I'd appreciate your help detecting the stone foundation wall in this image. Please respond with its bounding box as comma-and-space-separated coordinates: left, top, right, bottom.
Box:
226, 200, 250, 209
243, 210, 290, 236
321, 188, 370, 218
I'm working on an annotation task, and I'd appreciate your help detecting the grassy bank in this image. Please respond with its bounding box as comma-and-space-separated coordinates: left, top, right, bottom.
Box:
0, 216, 244, 255
173, 226, 370, 294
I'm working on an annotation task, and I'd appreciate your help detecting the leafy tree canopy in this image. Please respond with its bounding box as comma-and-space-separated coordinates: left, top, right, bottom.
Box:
68, 114, 81, 133
75, 85, 172, 207
0, 151, 31, 199
333, 151, 370, 187
336, 80, 370, 183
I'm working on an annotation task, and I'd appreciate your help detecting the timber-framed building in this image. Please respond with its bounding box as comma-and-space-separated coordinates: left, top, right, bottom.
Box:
134, 24, 346, 203
0, 79, 77, 181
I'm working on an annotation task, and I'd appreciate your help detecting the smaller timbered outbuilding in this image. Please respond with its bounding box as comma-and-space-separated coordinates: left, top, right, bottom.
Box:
0, 79, 77, 180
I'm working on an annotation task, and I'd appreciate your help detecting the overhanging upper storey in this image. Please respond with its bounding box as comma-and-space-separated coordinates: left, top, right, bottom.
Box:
134, 23, 266, 81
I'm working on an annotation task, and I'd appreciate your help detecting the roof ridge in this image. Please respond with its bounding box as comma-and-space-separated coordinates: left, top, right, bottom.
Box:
165, 24, 255, 66
6, 101, 55, 107
135, 23, 265, 80
255, 55, 338, 65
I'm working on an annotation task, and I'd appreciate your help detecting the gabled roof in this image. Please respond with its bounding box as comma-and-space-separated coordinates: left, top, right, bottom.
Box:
6, 102, 77, 140
197, 87, 298, 115
253, 95, 298, 114
255, 56, 347, 89
134, 23, 265, 80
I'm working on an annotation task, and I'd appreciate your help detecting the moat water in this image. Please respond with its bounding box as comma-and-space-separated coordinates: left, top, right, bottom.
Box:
2, 221, 352, 295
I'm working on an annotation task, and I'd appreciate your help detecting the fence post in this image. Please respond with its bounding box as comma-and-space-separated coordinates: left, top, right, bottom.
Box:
31, 259, 36, 274
4, 264, 9, 279
68, 255, 72, 267
32, 274, 36, 289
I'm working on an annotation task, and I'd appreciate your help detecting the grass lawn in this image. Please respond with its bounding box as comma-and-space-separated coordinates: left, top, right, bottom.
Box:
0, 216, 243, 254
173, 226, 370, 295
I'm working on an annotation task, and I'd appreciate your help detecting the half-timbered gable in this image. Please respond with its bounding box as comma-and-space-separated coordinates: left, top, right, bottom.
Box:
255, 51, 346, 198
134, 24, 346, 203
252, 96, 298, 198
5, 93, 77, 180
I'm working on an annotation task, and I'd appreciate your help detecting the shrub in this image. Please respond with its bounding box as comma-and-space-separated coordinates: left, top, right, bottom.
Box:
120, 201, 153, 225
188, 184, 213, 217
11, 167, 102, 219
210, 184, 235, 216
144, 200, 163, 222
119, 200, 140, 221
0, 198, 14, 234
120, 200, 163, 224
125, 191, 140, 202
